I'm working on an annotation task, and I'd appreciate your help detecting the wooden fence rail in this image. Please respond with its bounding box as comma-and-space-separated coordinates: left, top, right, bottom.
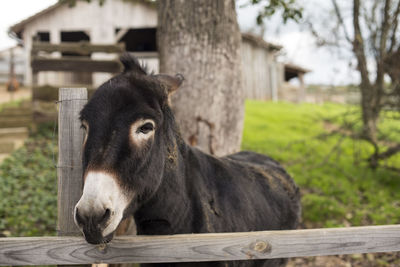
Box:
31, 42, 125, 55
31, 56, 123, 73
1, 225, 400, 265
0, 88, 399, 266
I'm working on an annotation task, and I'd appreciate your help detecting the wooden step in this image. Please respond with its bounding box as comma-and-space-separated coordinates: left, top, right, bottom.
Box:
0, 141, 15, 154
0, 108, 32, 116
0, 127, 29, 139
0, 117, 32, 128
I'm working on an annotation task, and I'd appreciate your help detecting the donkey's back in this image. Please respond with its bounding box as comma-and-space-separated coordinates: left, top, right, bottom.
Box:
226, 150, 301, 230
184, 148, 301, 232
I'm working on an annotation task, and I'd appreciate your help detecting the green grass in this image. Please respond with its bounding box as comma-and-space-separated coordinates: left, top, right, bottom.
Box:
0, 99, 25, 112
242, 101, 400, 228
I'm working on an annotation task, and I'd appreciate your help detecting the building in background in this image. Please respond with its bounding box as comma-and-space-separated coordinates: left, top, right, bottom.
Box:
0, 46, 25, 85
241, 33, 310, 102
9, 0, 309, 101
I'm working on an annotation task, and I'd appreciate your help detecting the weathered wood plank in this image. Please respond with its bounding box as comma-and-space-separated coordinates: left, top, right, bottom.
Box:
32, 42, 125, 55
58, 88, 87, 236
33, 86, 96, 102
31, 57, 123, 73
0, 225, 399, 265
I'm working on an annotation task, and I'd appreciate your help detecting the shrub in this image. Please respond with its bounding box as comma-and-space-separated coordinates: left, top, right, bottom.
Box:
0, 124, 57, 237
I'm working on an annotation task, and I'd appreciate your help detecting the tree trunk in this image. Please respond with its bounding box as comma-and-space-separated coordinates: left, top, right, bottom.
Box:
360, 85, 380, 142
157, 0, 244, 156
353, 0, 380, 145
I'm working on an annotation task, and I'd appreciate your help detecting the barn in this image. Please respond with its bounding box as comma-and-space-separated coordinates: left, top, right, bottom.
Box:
8, 0, 309, 101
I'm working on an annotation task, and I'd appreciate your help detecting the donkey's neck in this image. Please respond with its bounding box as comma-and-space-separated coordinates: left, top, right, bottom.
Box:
134, 136, 195, 235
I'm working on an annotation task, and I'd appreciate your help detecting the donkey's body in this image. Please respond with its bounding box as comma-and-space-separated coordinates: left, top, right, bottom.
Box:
75, 55, 301, 267
136, 147, 299, 236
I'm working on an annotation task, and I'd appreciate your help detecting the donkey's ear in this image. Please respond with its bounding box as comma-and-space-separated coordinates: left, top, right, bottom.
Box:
155, 74, 184, 95
120, 53, 147, 75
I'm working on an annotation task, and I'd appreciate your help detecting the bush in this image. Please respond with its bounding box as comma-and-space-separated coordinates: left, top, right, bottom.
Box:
0, 124, 57, 237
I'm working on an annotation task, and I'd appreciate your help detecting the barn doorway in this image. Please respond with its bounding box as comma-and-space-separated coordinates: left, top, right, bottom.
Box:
33, 31, 50, 42
116, 28, 156, 52
60, 30, 92, 85
115, 27, 159, 73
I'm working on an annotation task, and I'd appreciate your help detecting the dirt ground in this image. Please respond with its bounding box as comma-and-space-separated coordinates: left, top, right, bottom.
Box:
0, 84, 31, 104
287, 252, 400, 267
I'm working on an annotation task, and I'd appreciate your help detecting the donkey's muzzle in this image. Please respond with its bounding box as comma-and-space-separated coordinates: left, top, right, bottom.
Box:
83, 229, 113, 245
75, 207, 112, 244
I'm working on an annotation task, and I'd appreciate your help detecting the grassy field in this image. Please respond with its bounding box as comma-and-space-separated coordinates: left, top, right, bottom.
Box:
0, 101, 399, 238
242, 101, 400, 228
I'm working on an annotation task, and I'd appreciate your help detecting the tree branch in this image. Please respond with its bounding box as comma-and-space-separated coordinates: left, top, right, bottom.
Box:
369, 144, 400, 162
362, 1, 379, 57
376, 0, 391, 88
305, 20, 342, 47
353, 0, 371, 87
389, 0, 400, 53
331, 0, 352, 43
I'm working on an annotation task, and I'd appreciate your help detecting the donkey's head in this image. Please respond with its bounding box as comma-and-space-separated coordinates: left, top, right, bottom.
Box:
74, 54, 183, 244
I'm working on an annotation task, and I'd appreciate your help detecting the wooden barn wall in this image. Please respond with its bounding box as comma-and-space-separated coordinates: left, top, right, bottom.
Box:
241, 40, 280, 101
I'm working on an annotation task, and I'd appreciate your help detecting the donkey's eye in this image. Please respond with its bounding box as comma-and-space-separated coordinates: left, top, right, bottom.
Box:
81, 120, 89, 131
130, 119, 155, 145
138, 122, 154, 134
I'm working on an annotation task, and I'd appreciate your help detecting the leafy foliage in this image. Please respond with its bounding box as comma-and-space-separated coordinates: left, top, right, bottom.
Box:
243, 0, 303, 24
0, 124, 57, 237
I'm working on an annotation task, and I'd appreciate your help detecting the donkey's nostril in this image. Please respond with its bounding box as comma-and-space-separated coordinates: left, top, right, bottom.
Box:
102, 208, 111, 222
75, 207, 111, 227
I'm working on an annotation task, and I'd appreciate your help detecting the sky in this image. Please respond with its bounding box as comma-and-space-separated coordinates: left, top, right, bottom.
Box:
0, 0, 57, 48
0, 0, 358, 85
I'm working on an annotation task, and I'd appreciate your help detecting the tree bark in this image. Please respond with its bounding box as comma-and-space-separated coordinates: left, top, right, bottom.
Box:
353, 0, 380, 144
157, 0, 244, 156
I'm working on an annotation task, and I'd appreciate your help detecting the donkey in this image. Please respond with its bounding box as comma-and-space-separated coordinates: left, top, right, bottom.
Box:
74, 54, 301, 267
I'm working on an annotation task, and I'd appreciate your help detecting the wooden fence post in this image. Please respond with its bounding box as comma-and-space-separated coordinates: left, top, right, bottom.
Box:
57, 88, 87, 236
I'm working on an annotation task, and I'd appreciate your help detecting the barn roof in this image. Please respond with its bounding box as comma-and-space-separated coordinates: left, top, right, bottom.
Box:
285, 63, 310, 74
9, 2, 62, 37
9, 0, 157, 38
284, 63, 311, 81
241, 33, 282, 52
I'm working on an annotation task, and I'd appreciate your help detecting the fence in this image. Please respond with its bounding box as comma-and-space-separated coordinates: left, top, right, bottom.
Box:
0, 88, 399, 265
30, 42, 125, 123
31, 42, 125, 95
